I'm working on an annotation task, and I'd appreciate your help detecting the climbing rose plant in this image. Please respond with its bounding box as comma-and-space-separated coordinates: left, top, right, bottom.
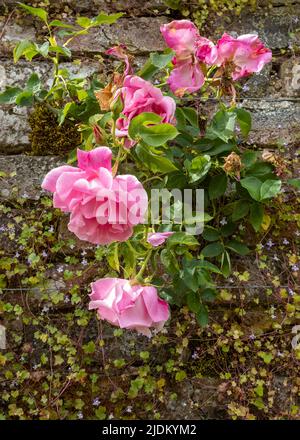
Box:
2, 7, 295, 334
40, 18, 283, 335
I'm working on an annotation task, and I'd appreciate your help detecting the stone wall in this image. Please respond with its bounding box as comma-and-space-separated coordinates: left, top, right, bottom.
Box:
0, 0, 299, 420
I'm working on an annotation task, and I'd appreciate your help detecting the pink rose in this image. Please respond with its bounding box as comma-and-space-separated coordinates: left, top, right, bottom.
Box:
42, 147, 148, 245
167, 57, 205, 97
115, 75, 176, 146
195, 37, 218, 65
160, 20, 217, 95
89, 278, 170, 336
216, 33, 272, 80
160, 20, 200, 57
147, 231, 174, 247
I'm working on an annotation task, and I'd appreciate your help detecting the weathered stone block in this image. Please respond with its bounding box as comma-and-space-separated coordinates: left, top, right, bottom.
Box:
0, 59, 100, 90
242, 99, 300, 147
0, 155, 64, 201
67, 16, 168, 54
211, 6, 300, 50
0, 106, 30, 154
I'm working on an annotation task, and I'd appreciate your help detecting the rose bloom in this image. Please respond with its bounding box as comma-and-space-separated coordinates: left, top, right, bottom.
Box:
42, 147, 148, 245
147, 231, 174, 247
216, 33, 272, 80
160, 20, 217, 96
115, 75, 176, 146
89, 278, 170, 336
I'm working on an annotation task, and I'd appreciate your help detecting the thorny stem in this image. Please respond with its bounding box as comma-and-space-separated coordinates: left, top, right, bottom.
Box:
134, 250, 153, 283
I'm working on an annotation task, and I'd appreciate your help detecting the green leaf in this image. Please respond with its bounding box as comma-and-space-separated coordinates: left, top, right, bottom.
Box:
196, 260, 222, 275
232, 200, 250, 221
196, 304, 209, 327
0, 87, 21, 104
164, 0, 181, 8
129, 112, 178, 146
49, 20, 76, 29
226, 240, 250, 255
167, 232, 199, 248
135, 144, 178, 173
201, 242, 224, 258
37, 41, 49, 57
129, 112, 161, 138
15, 90, 33, 106
288, 178, 300, 190
138, 50, 174, 80
180, 107, 199, 128
202, 226, 220, 242
139, 123, 178, 147
13, 40, 35, 63
206, 109, 236, 142
260, 179, 281, 200
249, 203, 264, 232
18, 3, 48, 23
91, 12, 124, 26
208, 173, 227, 199
187, 291, 201, 313
49, 45, 72, 58
160, 249, 179, 274
201, 288, 217, 302
235, 108, 251, 137
240, 176, 262, 201
242, 150, 257, 168
185, 155, 211, 183
59, 102, 76, 125
76, 17, 92, 28
221, 251, 231, 277
26, 73, 41, 93
246, 161, 273, 178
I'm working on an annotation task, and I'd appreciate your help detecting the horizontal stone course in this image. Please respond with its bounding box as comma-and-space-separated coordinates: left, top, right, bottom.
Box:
0, 16, 168, 57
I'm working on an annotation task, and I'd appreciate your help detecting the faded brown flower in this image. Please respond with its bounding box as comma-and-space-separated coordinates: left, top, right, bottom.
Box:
94, 82, 114, 111
262, 150, 287, 176
223, 152, 242, 179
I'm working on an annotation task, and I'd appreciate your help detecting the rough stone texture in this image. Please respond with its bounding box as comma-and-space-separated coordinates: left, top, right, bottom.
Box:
67, 17, 168, 54
0, 16, 168, 56
0, 59, 101, 89
1, 0, 167, 15
0, 106, 30, 154
211, 6, 300, 50
0, 21, 36, 56
241, 99, 300, 147
0, 155, 64, 200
